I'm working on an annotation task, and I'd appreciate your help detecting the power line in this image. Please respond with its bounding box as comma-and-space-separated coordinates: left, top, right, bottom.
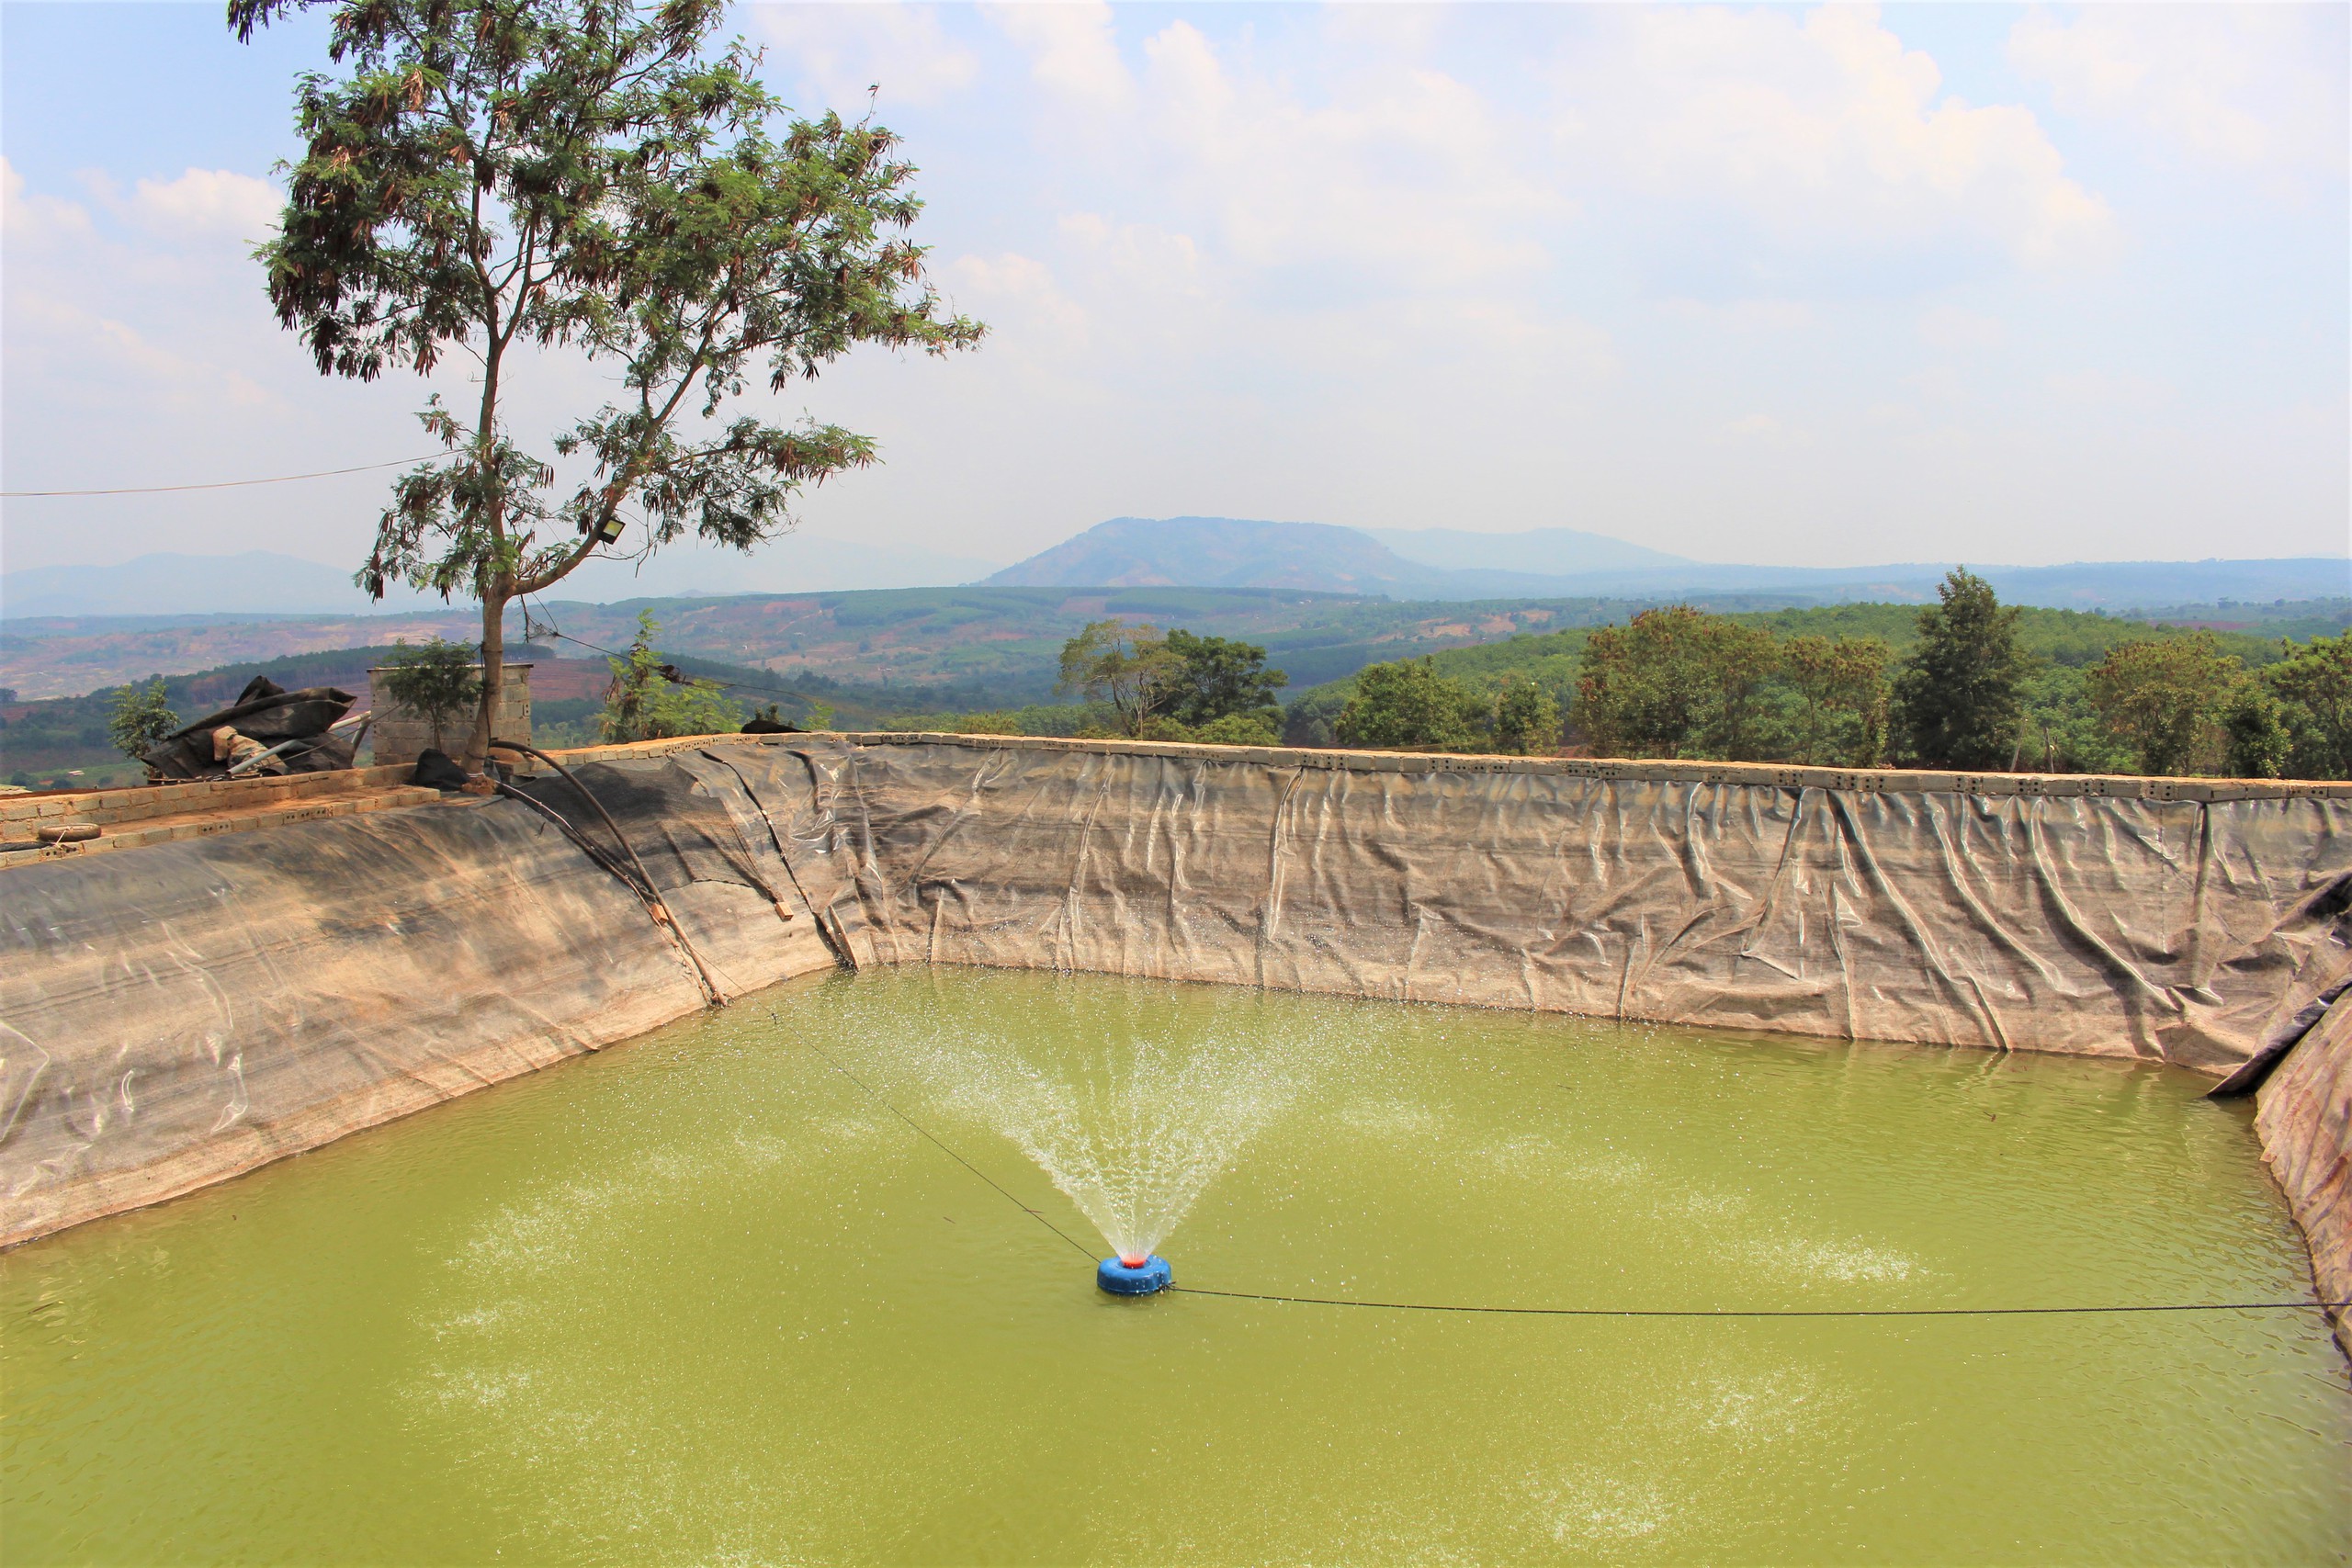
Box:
520, 595, 856, 712
1, 454, 441, 498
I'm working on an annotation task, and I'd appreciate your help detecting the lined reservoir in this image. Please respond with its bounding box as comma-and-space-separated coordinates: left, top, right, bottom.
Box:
6, 966, 2345, 1563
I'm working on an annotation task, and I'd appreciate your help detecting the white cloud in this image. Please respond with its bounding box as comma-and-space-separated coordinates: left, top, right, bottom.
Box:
108, 167, 283, 240
1, 156, 95, 247
981, 0, 1131, 108
2009, 5, 2349, 175
1555, 5, 2114, 265
747, 3, 979, 110
1917, 304, 2007, 351
2044, 367, 2177, 410
945, 248, 1091, 347
10, 290, 277, 411
1136, 21, 1560, 286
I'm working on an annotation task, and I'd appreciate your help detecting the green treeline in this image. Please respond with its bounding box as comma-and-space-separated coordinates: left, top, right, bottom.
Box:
1287, 572, 2352, 779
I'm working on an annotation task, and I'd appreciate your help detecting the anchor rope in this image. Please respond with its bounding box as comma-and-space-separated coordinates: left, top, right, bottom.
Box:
796, 1030, 2347, 1323
1166, 1286, 2350, 1319
797, 1031, 1098, 1262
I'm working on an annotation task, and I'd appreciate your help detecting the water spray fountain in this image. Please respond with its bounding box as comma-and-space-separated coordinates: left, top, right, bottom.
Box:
923, 1024, 1310, 1301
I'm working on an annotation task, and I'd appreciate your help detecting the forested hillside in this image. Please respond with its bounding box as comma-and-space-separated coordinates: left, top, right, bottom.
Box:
1282, 597, 2351, 777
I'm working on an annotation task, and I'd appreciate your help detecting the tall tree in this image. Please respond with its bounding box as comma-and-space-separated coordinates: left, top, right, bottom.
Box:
235, 0, 983, 765
1334, 659, 1487, 752
1892, 570, 2028, 770
1573, 605, 1781, 761
2266, 631, 2352, 780
1057, 620, 1177, 738
1489, 676, 1563, 756
2084, 632, 2237, 776
1154, 630, 1286, 728
1782, 634, 1892, 767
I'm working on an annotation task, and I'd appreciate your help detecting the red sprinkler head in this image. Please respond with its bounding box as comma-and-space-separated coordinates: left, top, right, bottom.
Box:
1119, 1253, 1148, 1269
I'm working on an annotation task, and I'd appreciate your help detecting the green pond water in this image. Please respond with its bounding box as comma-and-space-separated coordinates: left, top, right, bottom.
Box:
5, 967, 2346, 1564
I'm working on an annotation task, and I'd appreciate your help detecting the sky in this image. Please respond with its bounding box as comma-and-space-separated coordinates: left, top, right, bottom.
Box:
2, 1, 2346, 595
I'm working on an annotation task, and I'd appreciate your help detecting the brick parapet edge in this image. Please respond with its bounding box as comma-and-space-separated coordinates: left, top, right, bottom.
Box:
538, 730, 2352, 804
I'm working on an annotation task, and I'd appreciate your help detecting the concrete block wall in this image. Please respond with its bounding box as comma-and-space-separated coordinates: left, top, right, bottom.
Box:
368, 663, 531, 766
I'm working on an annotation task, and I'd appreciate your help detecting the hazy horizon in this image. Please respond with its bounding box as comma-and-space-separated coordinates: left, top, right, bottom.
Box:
4, 3, 2346, 592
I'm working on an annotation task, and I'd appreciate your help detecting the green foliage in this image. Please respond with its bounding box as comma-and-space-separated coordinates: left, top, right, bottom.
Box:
237, 0, 981, 761
1281, 686, 1354, 749
1335, 659, 1487, 751
2265, 631, 2352, 779
947, 711, 1027, 735
379, 637, 483, 752
1155, 630, 1286, 728
1781, 635, 1892, 767
1490, 677, 1562, 756
2084, 632, 2239, 776
106, 678, 179, 761
1575, 606, 1782, 761
2223, 684, 2292, 780
1057, 621, 1178, 738
1892, 570, 2029, 770
599, 612, 741, 742
1189, 711, 1282, 746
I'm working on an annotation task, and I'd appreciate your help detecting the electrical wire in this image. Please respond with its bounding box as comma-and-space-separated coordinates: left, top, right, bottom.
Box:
521, 595, 855, 712
1, 454, 442, 498
803, 1036, 2352, 1323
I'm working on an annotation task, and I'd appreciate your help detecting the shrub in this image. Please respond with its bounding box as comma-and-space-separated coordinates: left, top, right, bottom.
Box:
599, 612, 742, 742
107, 677, 179, 761
1190, 710, 1281, 747
379, 638, 481, 753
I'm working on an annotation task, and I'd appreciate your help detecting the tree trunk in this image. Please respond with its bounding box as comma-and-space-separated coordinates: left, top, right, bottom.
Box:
466, 586, 507, 772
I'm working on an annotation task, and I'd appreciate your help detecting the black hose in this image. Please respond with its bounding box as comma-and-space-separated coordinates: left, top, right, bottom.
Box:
486, 739, 672, 904
492, 781, 654, 901
485, 742, 726, 1006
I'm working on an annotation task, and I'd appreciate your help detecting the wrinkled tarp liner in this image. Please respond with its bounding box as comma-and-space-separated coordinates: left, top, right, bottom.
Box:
0, 750, 842, 1246
2259, 997, 2352, 1355
4, 735, 2348, 1336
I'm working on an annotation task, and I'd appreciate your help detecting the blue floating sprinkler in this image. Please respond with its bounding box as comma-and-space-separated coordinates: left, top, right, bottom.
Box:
1096, 1253, 1173, 1295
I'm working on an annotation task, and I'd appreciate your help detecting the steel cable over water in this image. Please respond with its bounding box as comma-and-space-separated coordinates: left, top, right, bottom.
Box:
801, 1036, 2349, 1323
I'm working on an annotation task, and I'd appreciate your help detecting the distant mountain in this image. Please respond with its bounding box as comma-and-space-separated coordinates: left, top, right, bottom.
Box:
985, 517, 1421, 594
3, 536, 1010, 619
1365, 525, 1690, 576
984, 516, 1623, 599
0, 552, 429, 619
986, 516, 2349, 609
